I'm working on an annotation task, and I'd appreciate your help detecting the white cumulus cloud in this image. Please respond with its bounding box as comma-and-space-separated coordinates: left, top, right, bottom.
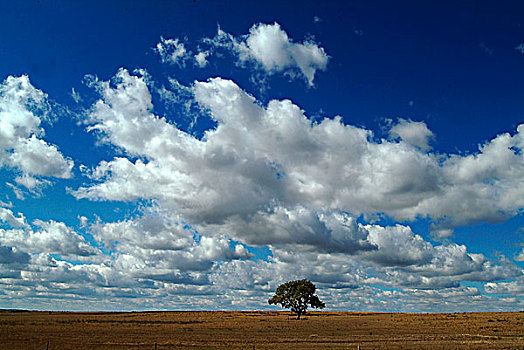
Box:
210, 23, 329, 86
0, 75, 74, 191
74, 70, 524, 238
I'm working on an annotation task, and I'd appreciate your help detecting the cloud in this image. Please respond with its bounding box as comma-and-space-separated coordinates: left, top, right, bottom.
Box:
14, 175, 51, 195
155, 37, 211, 69
0, 75, 74, 192
87, 205, 519, 296
209, 23, 329, 86
155, 37, 190, 65
154, 23, 330, 85
0, 206, 261, 310
515, 247, 524, 262
364, 234, 522, 289
194, 51, 209, 68
9, 135, 73, 178
206, 207, 376, 254
363, 224, 434, 267
1, 242, 519, 312
258, 224, 522, 290
0, 207, 28, 229
386, 286, 522, 312
515, 43, 524, 54
0, 207, 99, 260
485, 276, 524, 296
91, 206, 251, 273
74, 70, 524, 237
0, 206, 520, 312
211, 239, 521, 309
70, 87, 82, 103
389, 118, 434, 151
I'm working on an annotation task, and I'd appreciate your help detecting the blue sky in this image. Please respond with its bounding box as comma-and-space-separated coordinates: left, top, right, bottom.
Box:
0, 0, 523, 312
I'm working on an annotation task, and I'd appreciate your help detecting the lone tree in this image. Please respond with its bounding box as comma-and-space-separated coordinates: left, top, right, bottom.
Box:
268, 279, 325, 319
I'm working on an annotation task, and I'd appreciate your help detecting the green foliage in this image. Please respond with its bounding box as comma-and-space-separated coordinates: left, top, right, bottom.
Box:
268, 279, 325, 319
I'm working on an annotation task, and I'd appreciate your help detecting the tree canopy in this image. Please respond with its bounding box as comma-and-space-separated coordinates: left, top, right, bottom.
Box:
268, 279, 325, 319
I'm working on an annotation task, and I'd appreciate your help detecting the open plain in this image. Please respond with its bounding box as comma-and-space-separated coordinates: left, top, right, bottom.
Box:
0, 310, 522, 349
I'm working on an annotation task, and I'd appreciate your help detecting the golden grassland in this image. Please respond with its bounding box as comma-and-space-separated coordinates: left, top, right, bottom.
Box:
0, 310, 523, 349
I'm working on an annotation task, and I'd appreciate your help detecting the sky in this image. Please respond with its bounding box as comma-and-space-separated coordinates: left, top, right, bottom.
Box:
0, 0, 523, 312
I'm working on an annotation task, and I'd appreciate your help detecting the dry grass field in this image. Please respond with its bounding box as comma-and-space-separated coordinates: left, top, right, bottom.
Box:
0, 310, 523, 349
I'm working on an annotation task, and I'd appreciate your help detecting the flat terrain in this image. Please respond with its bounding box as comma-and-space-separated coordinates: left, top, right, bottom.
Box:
0, 310, 522, 349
